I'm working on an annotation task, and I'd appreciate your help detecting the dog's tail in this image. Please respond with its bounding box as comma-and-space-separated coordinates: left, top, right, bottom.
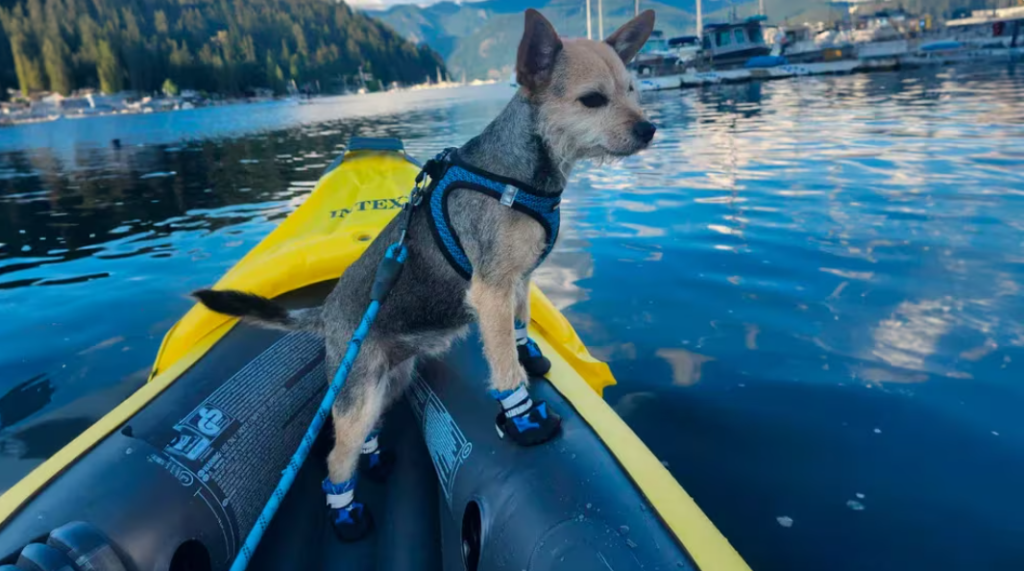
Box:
192, 289, 322, 334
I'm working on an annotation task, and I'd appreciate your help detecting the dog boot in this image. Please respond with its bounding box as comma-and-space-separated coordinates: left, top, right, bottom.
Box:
323, 477, 374, 542
357, 430, 395, 483
492, 383, 561, 446
516, 320, 551, 376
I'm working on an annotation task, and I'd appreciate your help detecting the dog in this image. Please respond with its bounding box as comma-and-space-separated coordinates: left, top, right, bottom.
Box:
193, 8, 656, 542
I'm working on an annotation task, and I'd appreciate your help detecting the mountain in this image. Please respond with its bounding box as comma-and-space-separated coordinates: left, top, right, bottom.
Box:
369, 0, 751, 80
369, 0, 983, 81
0, 0, 446, 97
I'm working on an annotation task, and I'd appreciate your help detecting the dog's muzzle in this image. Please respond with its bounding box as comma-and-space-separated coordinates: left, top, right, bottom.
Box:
632, 121, 657, 144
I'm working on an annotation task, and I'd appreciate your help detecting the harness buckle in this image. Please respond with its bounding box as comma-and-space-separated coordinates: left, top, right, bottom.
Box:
410, 148, 455, 207
500, 185, 518, 207
410, 182, 426, 207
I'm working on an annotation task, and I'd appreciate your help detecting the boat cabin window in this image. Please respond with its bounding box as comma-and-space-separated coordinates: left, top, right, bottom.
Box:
746, 25, 766, 44
716, 29, 732, 46
641, 36, 669, 54
734, 28, 747, 44
703, 35, 712, 49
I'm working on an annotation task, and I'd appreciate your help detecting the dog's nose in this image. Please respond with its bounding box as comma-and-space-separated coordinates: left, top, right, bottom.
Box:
632, 121, 656, 144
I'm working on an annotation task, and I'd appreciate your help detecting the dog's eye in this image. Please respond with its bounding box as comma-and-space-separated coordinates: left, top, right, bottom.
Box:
578, 92, 608, 108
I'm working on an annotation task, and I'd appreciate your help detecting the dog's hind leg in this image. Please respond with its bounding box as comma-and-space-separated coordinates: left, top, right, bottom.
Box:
513, 277, 551, 376
358, 357, 417, 483
322, 342, 389, 542
382, 356, 417, 409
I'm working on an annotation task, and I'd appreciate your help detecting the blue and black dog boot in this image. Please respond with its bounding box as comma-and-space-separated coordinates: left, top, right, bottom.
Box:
323, 476, 373, 542
516, 320, 551, 376
357, 429, 395, 482
492, 383, 561, 446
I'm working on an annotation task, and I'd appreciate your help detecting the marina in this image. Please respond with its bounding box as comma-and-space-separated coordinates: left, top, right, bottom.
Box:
631, 4, 1024, 91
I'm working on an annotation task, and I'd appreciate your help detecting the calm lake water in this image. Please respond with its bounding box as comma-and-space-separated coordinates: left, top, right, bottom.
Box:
3, 66, 1024, 570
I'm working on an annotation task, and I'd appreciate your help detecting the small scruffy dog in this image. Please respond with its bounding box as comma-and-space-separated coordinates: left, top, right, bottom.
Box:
195, 8, 656, 541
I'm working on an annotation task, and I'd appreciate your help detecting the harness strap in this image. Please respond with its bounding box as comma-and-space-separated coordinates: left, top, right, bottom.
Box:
424, 151, 561, 280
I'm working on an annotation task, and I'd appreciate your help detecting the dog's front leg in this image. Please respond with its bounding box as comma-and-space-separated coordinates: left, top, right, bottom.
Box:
514, 277, 551, 376
514, 277, 531, 325
513, 276, 532, 354
472, 274, 561, 445
470, 276, 525, 392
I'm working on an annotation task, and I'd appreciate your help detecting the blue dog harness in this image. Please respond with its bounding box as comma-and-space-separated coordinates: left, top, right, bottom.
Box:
422, 150, 561, 280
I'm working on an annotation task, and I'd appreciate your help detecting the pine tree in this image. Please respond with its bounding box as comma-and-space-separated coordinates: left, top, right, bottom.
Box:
11, 33, 46, 94
170, 40, 194, 68
0, 24, 14, 95
25, 0, 43, 38
96, 38, 122, 93
292, 23, 308, 57
42, 33, 72, 94
154, 10, 168, 35
161, 77, 178, 95
289, 53, 300, 83
75, 15, 99, 63
265, 50, 284, 94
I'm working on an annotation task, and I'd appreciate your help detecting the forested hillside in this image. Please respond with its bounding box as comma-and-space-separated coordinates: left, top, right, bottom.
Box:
0, 0, 446, 97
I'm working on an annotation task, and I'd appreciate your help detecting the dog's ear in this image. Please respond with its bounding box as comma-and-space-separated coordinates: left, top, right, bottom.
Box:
604, 10, 656, 64
516, 9, 563, 91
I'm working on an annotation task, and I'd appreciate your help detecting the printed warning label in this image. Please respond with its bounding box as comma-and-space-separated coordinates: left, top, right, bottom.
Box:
156, 331, 326, 545
190, 406, 233, 437
406, 377, 472, 507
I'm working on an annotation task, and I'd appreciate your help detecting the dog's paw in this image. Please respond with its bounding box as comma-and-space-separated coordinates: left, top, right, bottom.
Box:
329, 503, 375, 542
518, 338, 551, 377
495, 400, 561, 446
358, 449, 395, 483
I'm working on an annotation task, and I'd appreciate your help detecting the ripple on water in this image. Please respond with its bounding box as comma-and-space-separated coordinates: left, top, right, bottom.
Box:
2, 68, 1024, 571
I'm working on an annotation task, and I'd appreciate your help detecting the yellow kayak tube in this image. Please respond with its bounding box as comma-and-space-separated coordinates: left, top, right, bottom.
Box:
0, 137, 749, 571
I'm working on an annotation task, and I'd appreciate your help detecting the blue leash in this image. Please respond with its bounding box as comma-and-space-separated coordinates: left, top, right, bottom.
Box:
228, 241, 408, 571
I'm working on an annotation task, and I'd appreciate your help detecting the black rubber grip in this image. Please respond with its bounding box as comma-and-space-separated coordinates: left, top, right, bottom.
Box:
371, 256, 405, 302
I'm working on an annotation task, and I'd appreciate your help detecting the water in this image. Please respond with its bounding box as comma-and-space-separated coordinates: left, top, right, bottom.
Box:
2, 66, 1024, 570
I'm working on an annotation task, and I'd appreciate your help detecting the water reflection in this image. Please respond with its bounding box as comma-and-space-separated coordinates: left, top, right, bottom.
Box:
598, 66, 1024, 569
655, 348, 715, 386
0, 88, 518, 472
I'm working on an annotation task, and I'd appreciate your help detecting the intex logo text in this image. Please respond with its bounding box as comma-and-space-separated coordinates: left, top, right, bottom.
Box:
330, 196, 408, 219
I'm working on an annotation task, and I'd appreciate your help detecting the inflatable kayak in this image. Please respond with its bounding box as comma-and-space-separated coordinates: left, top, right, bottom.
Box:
0, 138, 750, 571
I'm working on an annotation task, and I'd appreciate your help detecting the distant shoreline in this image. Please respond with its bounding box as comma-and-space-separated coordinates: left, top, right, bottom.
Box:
0, 83, 514, 155
1, 79, 501, 128
2, 94, 322, 128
